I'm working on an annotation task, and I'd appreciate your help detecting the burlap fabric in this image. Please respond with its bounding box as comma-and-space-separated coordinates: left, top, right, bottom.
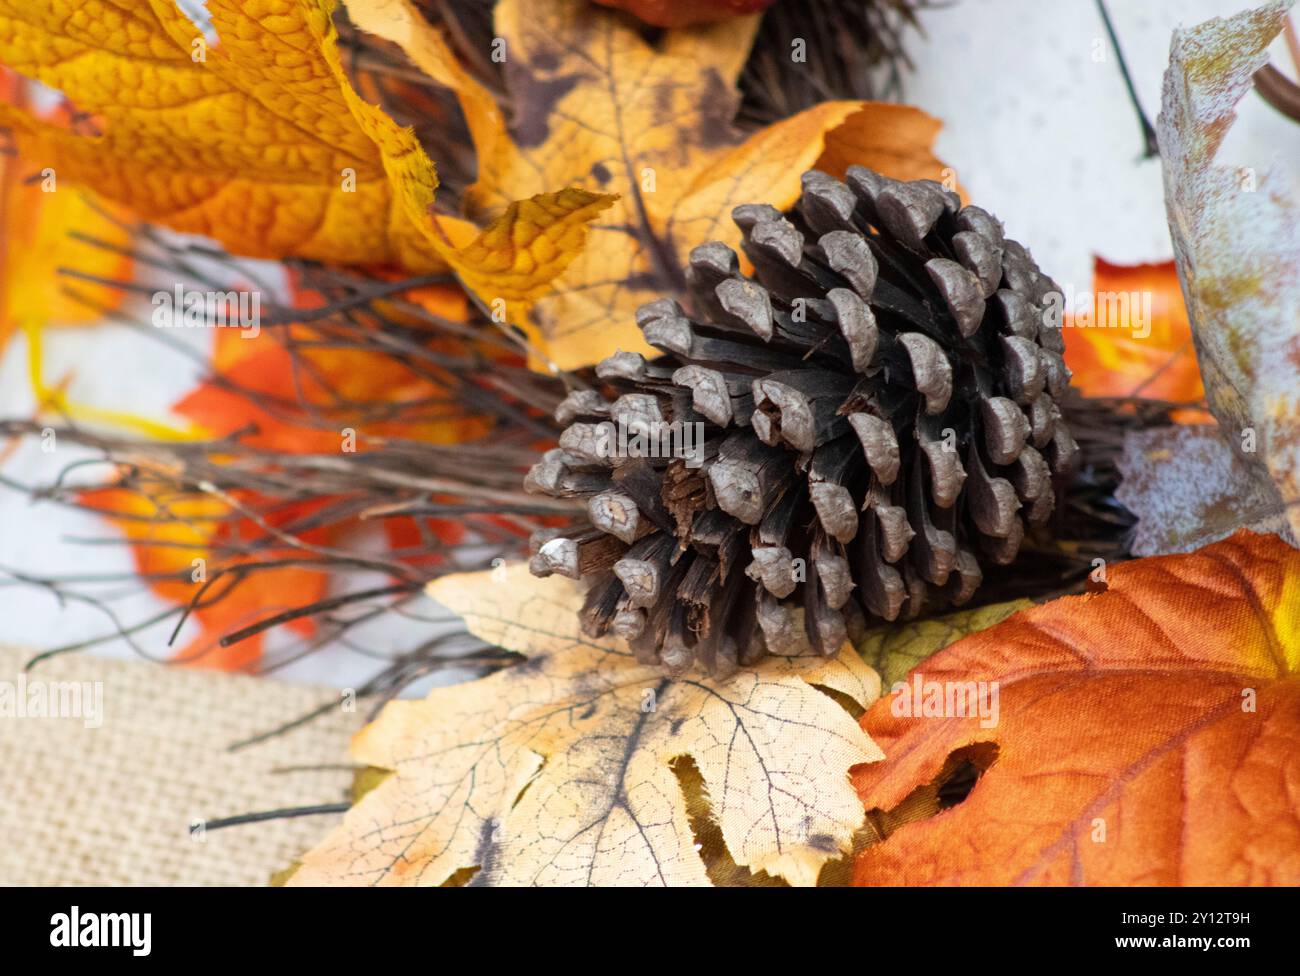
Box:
0, 645, 363, 885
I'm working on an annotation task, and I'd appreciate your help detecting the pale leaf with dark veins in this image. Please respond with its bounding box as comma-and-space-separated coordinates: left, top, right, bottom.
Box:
291, 563, 882, 887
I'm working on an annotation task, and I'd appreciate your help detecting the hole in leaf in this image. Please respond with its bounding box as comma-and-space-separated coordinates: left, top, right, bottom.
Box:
877, 741, 999, 828
174, 0, 218, 43
441, 865, 480, 887
350, 766, 391, 804
510, 762, 541, 810
809, 682, 866, 721
818, 742, 1000, 886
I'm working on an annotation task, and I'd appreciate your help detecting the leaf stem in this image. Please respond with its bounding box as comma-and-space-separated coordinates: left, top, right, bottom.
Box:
199, 804, 351, 832
1095, 0, 1159, 159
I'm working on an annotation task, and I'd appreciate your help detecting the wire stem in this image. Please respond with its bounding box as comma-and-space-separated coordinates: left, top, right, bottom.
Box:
1096, 0, 1159, 159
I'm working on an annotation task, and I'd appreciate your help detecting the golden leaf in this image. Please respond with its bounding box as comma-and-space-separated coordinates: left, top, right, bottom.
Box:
814, 103, 955, 189
340, 0, 509, 171
0, 185, 126, 342
290, 563, 882, 887
0, 0, 429, 267
1157, 0, 1300, 545
0, 0, 608, 299
0, 75, 131, 351
350, 0, 954, 370
452, 188, 620, 305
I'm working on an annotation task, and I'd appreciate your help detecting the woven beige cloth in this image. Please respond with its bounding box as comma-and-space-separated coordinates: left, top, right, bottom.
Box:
0, 645, 363, 885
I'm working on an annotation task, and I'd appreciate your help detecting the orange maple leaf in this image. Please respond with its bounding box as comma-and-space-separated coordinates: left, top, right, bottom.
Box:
79, 487, 333, 672
852, 531, 1300, 886
173, 266, 492, 451
77, 263, 497, 670
144, 287, 489, 665
1062, 258, 1205, 406
175, 327, 489, 455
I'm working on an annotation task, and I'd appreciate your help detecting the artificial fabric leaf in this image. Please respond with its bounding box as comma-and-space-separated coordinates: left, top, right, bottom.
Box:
174, 316, 490, 454
338, 7, 624, 310
858, 599, 1032, 690
291, 563, 882, 887
1117, 425, 1297, 556
1157, 0, 1300, 545
814, 102, 956, 190
339, 0, 508, 176
0, 73, 130, 351
357, 0, 953, 370
0, 0, 609, 301
852, 530, 1300, 886
1061, 258, 1203, 406
449, 188, 622, 306
79, 487, 331, 671
132, 278, 487, 665
0, 0, 437, 268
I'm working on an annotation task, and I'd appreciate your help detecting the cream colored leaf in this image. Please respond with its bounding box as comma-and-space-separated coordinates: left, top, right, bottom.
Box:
1157, 0, 1300, 545
291, 564, 882, 887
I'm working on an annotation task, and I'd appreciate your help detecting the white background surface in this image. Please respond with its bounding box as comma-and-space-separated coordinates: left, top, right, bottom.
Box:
1, 0, 1297, 688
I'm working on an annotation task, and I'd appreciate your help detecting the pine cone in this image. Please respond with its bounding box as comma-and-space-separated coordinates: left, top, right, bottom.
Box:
525, 165, 1077, 676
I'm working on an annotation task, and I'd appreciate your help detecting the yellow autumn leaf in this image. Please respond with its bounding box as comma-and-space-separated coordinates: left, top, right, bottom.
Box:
452, 188, 621, 305
817, 102, 958, 189
0, 0, 425, 267
0, 74, 131, 351
0, 185, 125, 338
341, 0, 509, 172
0, 0, 609, 301
348, 0, 953, 371
291, 563, 882, 887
